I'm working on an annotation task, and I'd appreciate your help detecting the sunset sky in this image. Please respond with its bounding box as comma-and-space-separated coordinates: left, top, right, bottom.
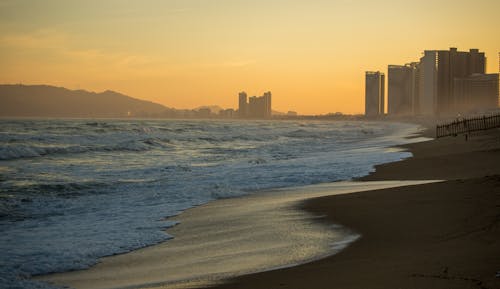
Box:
1, 0, 499, 115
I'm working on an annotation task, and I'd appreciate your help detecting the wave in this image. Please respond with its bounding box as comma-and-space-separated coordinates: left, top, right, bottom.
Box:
0, 119, 425, 289
0, 138, 172, 161
285, 129, 330, 139
0, 180, 111, 221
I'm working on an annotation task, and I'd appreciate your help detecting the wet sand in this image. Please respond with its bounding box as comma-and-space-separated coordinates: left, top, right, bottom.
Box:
37, 181, 434, 289
360, 128, 500, 181
37, 128, 500, 289
207, 129, 500, 289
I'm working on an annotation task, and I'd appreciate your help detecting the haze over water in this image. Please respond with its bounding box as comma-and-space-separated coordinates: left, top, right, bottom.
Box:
1, 0, 499, 114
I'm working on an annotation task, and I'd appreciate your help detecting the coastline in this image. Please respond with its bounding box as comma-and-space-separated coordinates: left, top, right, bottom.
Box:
36, 180, 435, 289
35, 126, 500, 289
210, 177, 500, 289
204, 128, 500, 289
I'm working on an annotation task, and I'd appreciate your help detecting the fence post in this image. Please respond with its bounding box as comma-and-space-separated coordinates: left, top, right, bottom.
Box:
436, 114, 500, 138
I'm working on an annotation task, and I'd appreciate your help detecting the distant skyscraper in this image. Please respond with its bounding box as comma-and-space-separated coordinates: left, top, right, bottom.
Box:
239, 91, 272, 118
248, 95, 258, 117
417, 48, 486, 116
388, 64, 418, 116
238, 91, 247, 118
263, 91, 272, 117
436, 48, 486, 114
469, 49, 486, 74
454, 73, 499, 112
365, 71, 385, 116
418, 50, 438, 116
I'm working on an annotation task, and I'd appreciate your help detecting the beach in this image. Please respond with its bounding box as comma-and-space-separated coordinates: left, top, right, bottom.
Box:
36, 180, 436, 289
205, 128, 500, 289
36, 126, 500, 289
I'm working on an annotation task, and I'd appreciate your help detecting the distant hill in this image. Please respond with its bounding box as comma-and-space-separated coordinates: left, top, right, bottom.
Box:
0, 84, 171, 118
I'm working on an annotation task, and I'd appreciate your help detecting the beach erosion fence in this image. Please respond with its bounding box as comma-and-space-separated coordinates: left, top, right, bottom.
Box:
436, 113, 500, 138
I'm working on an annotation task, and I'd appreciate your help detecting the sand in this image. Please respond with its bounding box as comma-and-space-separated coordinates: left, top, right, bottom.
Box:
360, 128, 500, 181
36, 181, 435, 289
206, 128, 500, 289
36, 127, 500, 289
209, 177, 500, 289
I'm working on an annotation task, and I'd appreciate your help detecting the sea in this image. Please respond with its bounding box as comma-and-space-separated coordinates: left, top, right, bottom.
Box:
0, 119, 426, 289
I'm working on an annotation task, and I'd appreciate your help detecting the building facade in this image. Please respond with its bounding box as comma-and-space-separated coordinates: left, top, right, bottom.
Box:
417, 48, 487, 116
418, 50, 438, 115
365, 71, 385, 116
435, 48, 484, 114
238, 91, 272, 118
238, 91, 248, 118
453, 73, 499, 113
388, 64, 419, 116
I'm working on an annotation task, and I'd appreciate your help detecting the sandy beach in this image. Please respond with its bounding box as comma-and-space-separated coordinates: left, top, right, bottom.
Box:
36, 127, 500, 289
206, 128, 500, 289
37, 180, 435, 289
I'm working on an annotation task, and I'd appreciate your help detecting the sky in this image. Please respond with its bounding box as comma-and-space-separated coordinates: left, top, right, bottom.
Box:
1, 0, 499, 115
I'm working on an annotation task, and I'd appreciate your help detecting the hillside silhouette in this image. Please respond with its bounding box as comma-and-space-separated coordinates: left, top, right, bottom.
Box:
0, 84, 171, 118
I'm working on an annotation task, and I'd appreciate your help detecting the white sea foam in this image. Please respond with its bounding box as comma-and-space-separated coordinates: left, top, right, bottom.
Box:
0, 119, 429, 289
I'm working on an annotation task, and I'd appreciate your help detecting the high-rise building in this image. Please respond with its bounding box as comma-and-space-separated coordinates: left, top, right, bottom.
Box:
411, 62, 421, 115
365, 71, 385, 116
238, 91, 247, 118
418, 50, 438, 115
239, 91, 272, 118
248, 95, 258, 117
469, 49, 486, 74
388, 64, 419, 115
454, 74, 499, 113
417, 48, 486, 116
263, 91, 272, 117
436, 48, 486, 114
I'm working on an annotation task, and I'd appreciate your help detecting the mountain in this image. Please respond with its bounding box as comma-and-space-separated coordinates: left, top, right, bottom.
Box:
0, 84, 170, 118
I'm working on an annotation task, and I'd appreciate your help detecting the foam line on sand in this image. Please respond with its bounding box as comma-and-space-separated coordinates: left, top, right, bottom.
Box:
36, 180, 437, 289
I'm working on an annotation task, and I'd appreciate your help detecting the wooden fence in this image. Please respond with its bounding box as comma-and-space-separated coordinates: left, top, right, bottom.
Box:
436, 114, 500, 138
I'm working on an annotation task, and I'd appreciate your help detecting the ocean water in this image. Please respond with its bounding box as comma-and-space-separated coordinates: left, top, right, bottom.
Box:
0, 119, 425, 289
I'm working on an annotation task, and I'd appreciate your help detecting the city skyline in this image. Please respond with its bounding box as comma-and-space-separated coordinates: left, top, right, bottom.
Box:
0, 0, 499, 115
238, 91, 272, 118
367, 47, 499, 117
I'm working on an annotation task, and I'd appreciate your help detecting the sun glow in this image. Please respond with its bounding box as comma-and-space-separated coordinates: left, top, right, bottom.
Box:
0, 0, 499, 114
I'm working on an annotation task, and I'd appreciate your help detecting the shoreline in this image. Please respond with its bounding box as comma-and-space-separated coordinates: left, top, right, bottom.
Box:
36, 181, 436, 289
205, 128, 500, 289
35, 126, 500, 289
211, 176, 500, 289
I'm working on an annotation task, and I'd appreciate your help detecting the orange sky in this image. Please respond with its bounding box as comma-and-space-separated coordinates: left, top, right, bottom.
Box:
1, 0, 499, 115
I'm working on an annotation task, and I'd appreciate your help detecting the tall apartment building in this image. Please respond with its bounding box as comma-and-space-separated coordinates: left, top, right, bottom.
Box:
238, 91, 272, 118
365, 71, 385, 116
388, 63, 419, 116
418, 50, 438, 115
417, 48, 487, 116
238, 91, 248, 118
436, 48, 485, 114
454, 74, 499, 112
263, 91, 272, 117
